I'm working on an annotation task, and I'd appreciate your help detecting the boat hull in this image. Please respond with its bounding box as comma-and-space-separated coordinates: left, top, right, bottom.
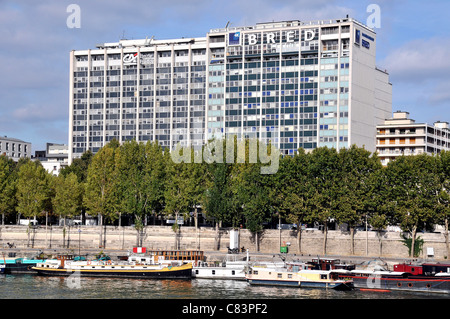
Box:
32, 264, 192, 279
247, 278, 352, 290
192, 267, 246, 280
351, 275, 450, 294
0, 260, 44, 274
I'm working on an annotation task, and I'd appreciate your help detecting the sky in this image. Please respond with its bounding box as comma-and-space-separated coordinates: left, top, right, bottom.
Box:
1, 0, 449, 153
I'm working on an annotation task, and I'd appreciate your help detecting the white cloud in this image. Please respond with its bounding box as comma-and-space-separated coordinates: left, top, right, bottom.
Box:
380, 37, 450, 83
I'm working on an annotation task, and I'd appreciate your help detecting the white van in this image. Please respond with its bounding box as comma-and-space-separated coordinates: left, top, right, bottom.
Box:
19, 219, 38, 226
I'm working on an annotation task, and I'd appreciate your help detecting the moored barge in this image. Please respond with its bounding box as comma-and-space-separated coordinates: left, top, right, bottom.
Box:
246, 262, 352, 290
343, 262, 450, 294
32, 254, 192, 279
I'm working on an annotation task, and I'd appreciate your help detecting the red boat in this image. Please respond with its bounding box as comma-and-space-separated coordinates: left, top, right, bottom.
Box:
346, 262, 450, 294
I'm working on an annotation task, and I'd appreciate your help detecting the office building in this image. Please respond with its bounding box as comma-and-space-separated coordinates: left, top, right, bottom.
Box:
69, 17, 392, 163
376, 111, 450, 165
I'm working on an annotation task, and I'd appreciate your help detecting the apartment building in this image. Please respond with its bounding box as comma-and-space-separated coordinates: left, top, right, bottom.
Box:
0, 136, 31, 161
376, 111, 450, 165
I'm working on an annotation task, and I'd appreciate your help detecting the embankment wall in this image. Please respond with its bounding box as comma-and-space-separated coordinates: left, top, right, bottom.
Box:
0, 225, 448, 260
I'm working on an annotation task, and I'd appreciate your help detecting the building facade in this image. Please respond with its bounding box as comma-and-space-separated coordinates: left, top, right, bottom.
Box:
376, 111, 450, 165
0, 136, 31, 161
69, 18, 392, 163
33, 143, 69, 175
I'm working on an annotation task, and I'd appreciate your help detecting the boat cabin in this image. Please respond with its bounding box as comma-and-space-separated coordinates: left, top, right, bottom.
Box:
422, 263, 450, 276
310, 258, 355, 271
147, 250, 205, 264
393, 263, 423, 275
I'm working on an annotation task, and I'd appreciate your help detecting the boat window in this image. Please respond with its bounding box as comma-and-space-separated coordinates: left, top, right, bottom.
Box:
232, 270, 235, 275
195, 270, 199, 274
212, 270, 215, 275
277, 273, 282, 278
254, 271, 258, 275
288, 274, 292, 279
320, 274, 327, 280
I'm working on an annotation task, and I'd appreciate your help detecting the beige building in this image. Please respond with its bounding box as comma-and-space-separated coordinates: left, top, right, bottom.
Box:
376, 111, 450, 165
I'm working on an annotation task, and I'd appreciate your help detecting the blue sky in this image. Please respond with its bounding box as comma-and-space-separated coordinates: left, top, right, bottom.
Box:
1, 0, 449, 152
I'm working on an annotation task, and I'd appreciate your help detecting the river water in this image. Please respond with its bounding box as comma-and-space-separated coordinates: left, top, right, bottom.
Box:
0, 273, 446, 299
1, 274, 446, 318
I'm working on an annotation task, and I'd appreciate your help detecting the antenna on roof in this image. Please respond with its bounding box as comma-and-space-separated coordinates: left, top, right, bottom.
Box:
225, 21, 231, 29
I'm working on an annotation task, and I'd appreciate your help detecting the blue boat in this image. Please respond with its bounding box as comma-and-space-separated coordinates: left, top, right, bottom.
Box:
1, 253, 46, 274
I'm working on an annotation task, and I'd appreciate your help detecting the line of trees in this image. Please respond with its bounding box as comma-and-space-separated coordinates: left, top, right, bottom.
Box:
1, 138, 450, 257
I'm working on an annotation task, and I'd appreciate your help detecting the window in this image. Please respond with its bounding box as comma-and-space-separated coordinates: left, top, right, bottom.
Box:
410, 138, 416, 144
277, 273, 282, 279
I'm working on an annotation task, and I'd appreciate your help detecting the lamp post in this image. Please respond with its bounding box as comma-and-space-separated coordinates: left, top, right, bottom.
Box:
78, 228, 81, 257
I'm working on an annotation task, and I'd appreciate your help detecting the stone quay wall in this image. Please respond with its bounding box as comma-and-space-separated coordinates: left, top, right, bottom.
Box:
0, 225, 448, 260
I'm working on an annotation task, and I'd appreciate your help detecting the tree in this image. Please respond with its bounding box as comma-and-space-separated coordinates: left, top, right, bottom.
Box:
164, 146, 192, 249
84, 141, 120, 248
436, 151, 450, 258
232, 139, 277, 251
335, 145, 382, 255
308, 147, 341, 255
384, 155, 440, 257
0, 155, 17, 225
52, 172, 82, 247
203, 138, 241, 250
16, 160, 51, 247
116, 140, 165, 246
277, 149, 313, 254
144, 141, 167, 226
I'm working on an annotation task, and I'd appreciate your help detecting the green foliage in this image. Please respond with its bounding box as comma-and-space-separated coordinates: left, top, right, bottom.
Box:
52, 172, 82, 220
16, 160, 51, 220
3, 139, 450, 257
401, 234, 424, 258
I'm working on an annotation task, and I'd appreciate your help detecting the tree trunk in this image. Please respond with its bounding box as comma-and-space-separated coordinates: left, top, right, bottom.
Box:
297, 218, 302, 254
98, 214, 103, 248
350, 226, 355, 255
322, 223, 328, 255
445, 218, 449, 259
215, 222, 219, 251
411, 225, 417, 258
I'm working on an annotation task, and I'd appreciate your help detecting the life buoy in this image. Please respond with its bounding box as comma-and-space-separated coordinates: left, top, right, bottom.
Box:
27, 265, 32, 271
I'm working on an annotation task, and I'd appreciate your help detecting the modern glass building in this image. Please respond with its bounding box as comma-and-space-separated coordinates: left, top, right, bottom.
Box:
69, 17, 392, 163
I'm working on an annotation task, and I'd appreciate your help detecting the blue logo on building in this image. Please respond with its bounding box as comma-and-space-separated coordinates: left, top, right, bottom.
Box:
229, 32, 241, 45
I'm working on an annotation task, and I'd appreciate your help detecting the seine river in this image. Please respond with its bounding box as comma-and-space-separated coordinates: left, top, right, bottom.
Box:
0, 274, 446, 317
